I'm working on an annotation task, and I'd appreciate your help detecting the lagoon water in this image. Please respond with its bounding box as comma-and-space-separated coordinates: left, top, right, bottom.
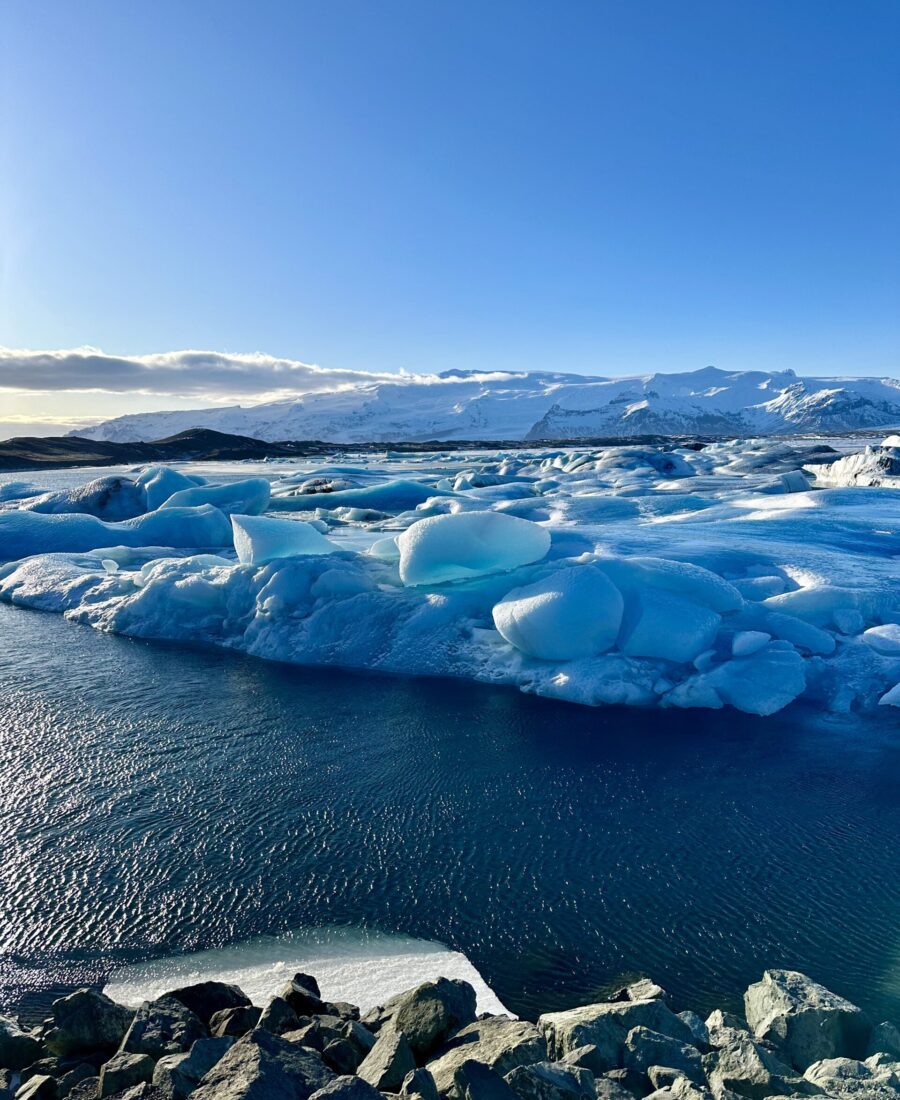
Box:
2, 600, 899, 1024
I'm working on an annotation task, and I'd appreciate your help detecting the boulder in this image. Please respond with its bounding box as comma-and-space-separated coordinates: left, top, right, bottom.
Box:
803, 1055, 900, 1098
623, 1027, 704, 1084
166, 984, 251, 1028
555, 1047, 600, 1072
0, 1016, 42, 1070
191, 1029, 334, 1100
426, 1017, 547, 1096
702, 1034, 809, 1099
644, 1079, 715, 1100
341, 1022, 376, 1060
64, 1077, 100, 1100
400, 1067, 440, 1100
868, 1022, 900, 1061
56, 1063, 96, 1098
14, 1076, 58, 1100
593, 1076, 639, 1100
258, 999, 302, 1037
44, 990, 134, 1058
703, 1010, 751, 1050
120, 997, 207, 1060
321, 1038, 361, 1075
385, 979, 478, 1060
152, 1037, 234, 1100
281, 979, 329, 1020
99, 1053, 155, 1098
452, 1059, 519, 1100
676, 1013, 709, 1050
308, 1077, 385, 1100
504, 1060, 595, 1100
743, 970, 871, 1071
357, 1025, 416, 1092
610, 980, 667, 1004
539, 1000, 693, 1074
209, 1007, 262, 1039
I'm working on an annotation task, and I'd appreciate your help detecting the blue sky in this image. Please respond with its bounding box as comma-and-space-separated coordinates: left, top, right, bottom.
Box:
1, 0, 898, 429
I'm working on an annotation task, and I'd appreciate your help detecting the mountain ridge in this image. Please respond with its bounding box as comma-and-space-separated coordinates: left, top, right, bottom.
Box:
76, 365, 900, 444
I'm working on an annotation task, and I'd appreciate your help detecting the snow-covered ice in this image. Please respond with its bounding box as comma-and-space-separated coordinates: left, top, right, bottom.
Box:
1, 434, 899, 716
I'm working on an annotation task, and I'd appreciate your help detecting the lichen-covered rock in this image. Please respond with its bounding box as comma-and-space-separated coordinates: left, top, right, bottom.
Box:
539, 999, 693, 1074
356, 1025, 416, 1092
120, 997, 207, 1060
100, 1052, 155, 1098
426, 1018, 547, 1097
744, 970, 871, 1071
44, 990, 134, 1059
191, 1029, 335, 1100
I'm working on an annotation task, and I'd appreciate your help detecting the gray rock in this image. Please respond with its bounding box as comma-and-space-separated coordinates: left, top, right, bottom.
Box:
361, 979, 477, 1058
624, 1027, 704, 1084
341, 1022, 376, 1060
257, 999, 302, 1038
308, 1076, 385, 1100
104, 1086, 162, 1100
389, 980, 478, 1060
166, 984, 251, 1028
20, 1060, 65, 1086
99, 1053, 155, 1098
400, 1067, 440, 1100
803, 1055, 900, 1098
426, 1017, 547, 1096
120, 998, 207, 1060
281, 980, 329, 1020
65, 1078, 100, 1100
676, 1013, 709, 1051
44, 990, 134, 1058
209, 1007, 262, 1039
191, 1029, 334, 1100
327, 1006, 360, 1024
452, 1060, 518, 1100
357, 1026, 416, 1092
321, 1039, 361, 1076
624, 980, 667, 1003
743, 970, 871, 1071
868, 1023, 900, 1061
504, 1060, 595, 1100
15, 1076, 58, 1100
539, 999, 693, 1074
291, 976, 322, 999
703, 1011, 750, 1050
0, 1016, 42, 1071
644, 1078, 715, 1100
57, 1064, 96, 1098
152, 1036, 235, 1100
593, 1075, 637, 1100
555, 1047, 600, 1073
702, 1034, 809, 1099
284, 1023, 327, 1053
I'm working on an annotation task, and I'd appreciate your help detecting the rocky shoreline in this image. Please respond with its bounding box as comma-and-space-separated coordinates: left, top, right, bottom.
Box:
2, 969, 899, 1100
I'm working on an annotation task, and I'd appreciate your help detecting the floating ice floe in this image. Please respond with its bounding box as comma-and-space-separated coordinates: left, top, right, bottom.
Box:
1, 437, 899, 716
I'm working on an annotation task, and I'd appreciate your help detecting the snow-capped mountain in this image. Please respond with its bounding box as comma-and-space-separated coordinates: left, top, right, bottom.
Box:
79, 366, 900, 443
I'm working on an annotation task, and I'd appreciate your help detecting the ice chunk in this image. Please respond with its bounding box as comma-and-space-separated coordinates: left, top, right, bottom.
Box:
732, 630, 771, 657
270, 479, 438, 514
368, 535, 401, 560
668, 642, 806, 715
597, 556, 743, 613
0, 504, 232, 560
879, 683, 900, 706
231, 515, 339, 565
160, 478, 271, 516
619, 589, 721, 664
135, 466, 205, 510
23, 476, 145, 520
397, 511, 550, 586
492, 565, 624, 660
862, 624, 900, 655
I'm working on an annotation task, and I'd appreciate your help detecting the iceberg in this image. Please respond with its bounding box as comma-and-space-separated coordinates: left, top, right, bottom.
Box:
232, 514, 339, 565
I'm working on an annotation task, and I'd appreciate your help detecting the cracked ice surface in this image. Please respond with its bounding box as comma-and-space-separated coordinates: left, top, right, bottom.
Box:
1, 437, 899, 716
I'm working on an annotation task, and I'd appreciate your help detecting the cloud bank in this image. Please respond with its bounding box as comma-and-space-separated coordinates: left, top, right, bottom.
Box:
0, 347, 418, 402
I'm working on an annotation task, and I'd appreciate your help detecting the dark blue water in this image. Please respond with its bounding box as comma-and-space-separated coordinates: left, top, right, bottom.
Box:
2, 602, 899, 1024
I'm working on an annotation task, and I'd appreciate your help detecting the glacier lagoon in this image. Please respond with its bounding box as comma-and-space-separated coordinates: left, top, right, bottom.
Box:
1, 439, 899, 1029
1, 598, 899, 1028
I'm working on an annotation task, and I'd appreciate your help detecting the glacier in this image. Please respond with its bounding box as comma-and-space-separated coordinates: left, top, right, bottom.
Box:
1, 434, 899, 717
68, 359, 900, 443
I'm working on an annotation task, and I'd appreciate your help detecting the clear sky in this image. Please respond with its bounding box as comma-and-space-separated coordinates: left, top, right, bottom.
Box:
1, 0, 898, 432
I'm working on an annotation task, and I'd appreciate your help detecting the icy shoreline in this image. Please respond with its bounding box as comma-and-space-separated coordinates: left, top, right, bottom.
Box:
2, 964, 900, 1100
1, 439, 899, 716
